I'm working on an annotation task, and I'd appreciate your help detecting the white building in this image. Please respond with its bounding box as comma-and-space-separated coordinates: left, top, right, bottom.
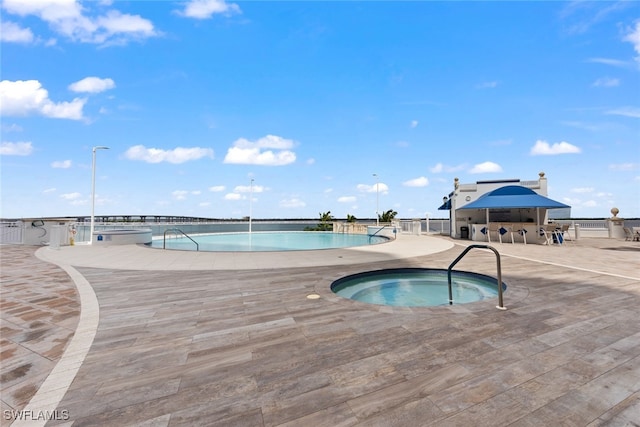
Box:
439, 172, 570, 242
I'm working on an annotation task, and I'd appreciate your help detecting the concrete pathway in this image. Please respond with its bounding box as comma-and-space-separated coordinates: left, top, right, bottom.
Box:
1, 235, 639, 426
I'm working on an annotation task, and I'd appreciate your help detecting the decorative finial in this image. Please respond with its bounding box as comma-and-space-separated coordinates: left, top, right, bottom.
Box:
539, 171, 545, 178
454, 177, 459, 189
611, 207, 619, 218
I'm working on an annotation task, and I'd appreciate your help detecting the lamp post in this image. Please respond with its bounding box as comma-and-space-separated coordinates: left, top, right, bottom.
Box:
373, 173, 379, 226
89, 146, 109, 244
249, 178, 254, 233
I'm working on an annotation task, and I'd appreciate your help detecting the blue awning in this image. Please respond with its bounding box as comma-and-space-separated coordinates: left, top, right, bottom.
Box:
459, 185, 570, 210
438, 199, 451, 210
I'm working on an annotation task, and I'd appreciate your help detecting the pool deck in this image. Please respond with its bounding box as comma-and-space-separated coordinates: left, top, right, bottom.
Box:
1, 234, 639, 426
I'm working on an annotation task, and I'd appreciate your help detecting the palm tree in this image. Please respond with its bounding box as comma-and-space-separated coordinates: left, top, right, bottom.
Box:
318, 211, 334, 231
346, 214, 357, 223
305, 211, 334, 231
378, 209, 398, 223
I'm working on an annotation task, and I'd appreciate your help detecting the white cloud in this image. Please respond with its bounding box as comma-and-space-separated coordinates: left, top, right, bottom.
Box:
0, 20, 34, 43
338, 196, 357, 203
410, 120, 418, 128
609, 163, 637, 171
223, 135, 297, 166
176, 0, 241, 19
623, 20, 640, 64
0, 80, 86, 120
403, 176, 429, 187
559, 1, 629, 35
1, 0, 157, 45
476, 81, 498, 89
429, 162, 466, 173
586, 57, 630, 67
595, 191, 613, 198
43, 187, 56, 194
172, 190, 189, 200
571, 187, 594, 194
208, 185, 226, 192
60, 192, 82, 200
469, 161, 503, 173
1, 123, 23, 132
306, 158, 315, 165
530, 140, 581, 155
224, 193, 243, 200
561, 121, 609, 132
605, 107, 640, 118
357, 183, 389, 195
124, 145, 214, 164
591, 77, 619, 87
234, 184, 265, 193
0, 141, 33, 156
95, 10, 156, 44
51, 159, 72, 168
430, 163, 444, 173
68, 77, 115, 93
280, 198, 306, 208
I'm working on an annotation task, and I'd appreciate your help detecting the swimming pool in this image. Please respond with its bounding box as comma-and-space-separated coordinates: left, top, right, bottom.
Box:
331, 268, 506, 307
152, 231, 389, 252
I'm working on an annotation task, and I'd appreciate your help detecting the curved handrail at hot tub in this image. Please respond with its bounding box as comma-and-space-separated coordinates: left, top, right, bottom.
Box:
448, 244, 505, 310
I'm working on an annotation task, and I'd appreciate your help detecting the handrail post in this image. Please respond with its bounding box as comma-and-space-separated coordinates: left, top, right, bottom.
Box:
447, 244, 506, 310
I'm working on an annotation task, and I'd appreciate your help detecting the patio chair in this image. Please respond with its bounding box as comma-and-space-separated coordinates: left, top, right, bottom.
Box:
559, 224, 573, 243
515, 226, 528, 244
488, 223, 502, 243
623, 227, 640, 242
501, 224, 515, 244
539, 225, 559, 245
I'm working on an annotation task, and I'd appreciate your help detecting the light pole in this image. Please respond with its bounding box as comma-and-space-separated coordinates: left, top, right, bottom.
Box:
373, 173, 379, 226
249, 178, 254, 233
90, 146, 109, 244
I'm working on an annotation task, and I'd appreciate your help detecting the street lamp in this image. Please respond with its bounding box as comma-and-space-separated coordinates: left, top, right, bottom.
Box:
249, 178, 254, 233
373, 173, 379, 226
89, 146, 109, 244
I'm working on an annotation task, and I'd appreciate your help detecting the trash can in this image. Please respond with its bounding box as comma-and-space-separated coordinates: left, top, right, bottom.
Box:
460, 226, 469, 239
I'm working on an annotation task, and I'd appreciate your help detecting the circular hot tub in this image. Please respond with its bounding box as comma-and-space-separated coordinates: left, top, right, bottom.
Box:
331, 268, 506, 307
93, 229, 152, 245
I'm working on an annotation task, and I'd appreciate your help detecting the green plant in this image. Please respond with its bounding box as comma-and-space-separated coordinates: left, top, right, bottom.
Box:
346, 214, 357, 223
305, 211, 334, 231
378, 209, 398, 223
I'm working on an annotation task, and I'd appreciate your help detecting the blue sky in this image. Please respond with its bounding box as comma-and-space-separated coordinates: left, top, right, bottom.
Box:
1, 0, 639, 220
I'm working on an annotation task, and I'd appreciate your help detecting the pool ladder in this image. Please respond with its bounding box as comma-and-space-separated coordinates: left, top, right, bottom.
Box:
447, 244, 506, 310
163, 228, 199, 251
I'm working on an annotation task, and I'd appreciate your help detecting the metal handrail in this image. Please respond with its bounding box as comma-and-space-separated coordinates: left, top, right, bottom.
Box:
369, 226, 387, 237
163, 228, 199, 251
447, 244, 506, 310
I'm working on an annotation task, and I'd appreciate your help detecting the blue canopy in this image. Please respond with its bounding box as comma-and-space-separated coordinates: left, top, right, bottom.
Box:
438, 199, 451, 210
459, 185, 570, 210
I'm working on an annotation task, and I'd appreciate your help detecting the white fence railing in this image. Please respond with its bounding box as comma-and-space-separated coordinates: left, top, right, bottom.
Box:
0, 221, 23, 244
1, 218, 638, 245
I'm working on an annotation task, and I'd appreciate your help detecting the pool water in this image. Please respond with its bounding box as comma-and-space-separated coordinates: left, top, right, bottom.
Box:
332, 268, 505, 307
152, 231, 389, 252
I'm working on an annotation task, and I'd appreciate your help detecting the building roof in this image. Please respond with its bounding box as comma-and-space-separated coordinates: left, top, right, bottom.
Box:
458, 185, 570, 210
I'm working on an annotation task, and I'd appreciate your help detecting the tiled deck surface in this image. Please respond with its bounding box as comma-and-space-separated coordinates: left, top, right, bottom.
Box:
1, 235, 639, 426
